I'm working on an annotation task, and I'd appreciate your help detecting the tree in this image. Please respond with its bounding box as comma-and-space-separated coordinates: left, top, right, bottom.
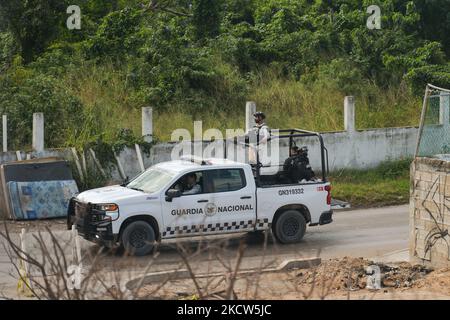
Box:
0, 0, 68, 63
414, 0, 450, 56
192, 0, 222, 40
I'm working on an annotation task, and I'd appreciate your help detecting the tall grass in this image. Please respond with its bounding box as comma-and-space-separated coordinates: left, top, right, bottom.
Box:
58, 62, 422, 143
330, 159, 411, 207
62, 62, 141, 148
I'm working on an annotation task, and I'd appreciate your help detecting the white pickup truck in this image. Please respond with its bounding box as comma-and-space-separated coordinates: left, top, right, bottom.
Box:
68, 129, 333, 256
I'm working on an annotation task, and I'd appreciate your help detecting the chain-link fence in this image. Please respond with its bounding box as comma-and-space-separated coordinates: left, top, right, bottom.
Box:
416, 84, 450, 161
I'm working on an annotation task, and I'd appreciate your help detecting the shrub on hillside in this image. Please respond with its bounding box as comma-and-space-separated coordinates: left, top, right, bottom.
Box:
0, 73, 84, 149
406, 64, 450, 94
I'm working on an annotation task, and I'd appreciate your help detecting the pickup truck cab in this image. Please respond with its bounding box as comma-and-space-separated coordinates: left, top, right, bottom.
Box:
68, 129, 333, 256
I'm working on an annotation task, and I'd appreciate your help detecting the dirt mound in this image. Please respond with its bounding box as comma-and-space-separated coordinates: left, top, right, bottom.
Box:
294, 257, 431, 292
135, 257, 442, 300
413, 267, 450, 296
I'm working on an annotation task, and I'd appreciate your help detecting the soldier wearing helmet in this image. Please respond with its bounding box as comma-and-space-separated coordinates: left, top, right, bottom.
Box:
244, 111, 271, 165
282, 145, 316, 183
249, 111, 270, 144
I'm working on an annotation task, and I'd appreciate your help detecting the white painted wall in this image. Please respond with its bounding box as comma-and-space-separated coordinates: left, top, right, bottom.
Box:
0, 100, 423, 182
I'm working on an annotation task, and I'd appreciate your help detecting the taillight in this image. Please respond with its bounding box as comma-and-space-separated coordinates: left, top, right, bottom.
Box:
325, 185, 331, 205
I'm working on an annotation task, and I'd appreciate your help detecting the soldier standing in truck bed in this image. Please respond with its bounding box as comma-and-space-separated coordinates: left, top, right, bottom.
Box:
246, 111, 270, 164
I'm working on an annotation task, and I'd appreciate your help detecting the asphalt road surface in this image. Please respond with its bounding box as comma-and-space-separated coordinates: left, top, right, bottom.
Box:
0, 205, 409, 298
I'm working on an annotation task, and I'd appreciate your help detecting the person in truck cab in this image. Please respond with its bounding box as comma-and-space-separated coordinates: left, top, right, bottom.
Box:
68, 130, 333, 257
177, 172, 202, 195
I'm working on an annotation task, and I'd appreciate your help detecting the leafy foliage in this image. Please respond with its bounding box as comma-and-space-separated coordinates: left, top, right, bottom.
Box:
0, 0, 449, 148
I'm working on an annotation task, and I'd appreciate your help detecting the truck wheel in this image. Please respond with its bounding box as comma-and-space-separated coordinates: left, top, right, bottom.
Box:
274, 210, 306, 244
121, 221, 155, 256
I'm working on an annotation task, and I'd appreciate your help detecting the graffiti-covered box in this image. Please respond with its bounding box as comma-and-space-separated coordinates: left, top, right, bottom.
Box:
410, 157, 450, 268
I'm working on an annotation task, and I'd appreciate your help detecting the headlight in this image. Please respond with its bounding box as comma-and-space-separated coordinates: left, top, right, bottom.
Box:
97, 204, 118, 212
93, 203, 119, 221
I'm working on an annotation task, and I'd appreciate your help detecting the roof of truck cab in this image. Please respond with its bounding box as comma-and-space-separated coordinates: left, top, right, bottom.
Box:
153, 158, 249, 174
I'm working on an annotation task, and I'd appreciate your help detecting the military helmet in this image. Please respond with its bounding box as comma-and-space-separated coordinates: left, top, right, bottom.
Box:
253, 111, 266, 119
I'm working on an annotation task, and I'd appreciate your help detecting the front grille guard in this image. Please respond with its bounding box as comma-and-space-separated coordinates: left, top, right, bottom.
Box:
67, 198, 109, 229
68, 198, 93, 230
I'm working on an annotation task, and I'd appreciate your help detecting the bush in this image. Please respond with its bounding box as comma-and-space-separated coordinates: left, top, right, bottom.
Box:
0, 73, 84, 149
0, 32, 19, 72
406, 64, 450, 94
86, 7, 143, 58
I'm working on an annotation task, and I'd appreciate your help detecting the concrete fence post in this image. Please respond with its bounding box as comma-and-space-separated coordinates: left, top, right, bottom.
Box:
2, 115, 7, 152
440, 92, 450, 153
245, 101, 256, 132
142, 107, 153, 143
344, 96, 356, 133
32, 112, 44, 152
439, 92, 449, 126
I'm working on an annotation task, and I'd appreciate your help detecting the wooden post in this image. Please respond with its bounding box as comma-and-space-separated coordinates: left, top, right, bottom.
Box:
71, 225, 82, 266
20, 229, 29, 275
17, 228, 33, 296
71, 148, 84, 182
135, 144, 145, 172
81, 150, 87, 177
114, 152, 127, 181
88, 148, 106, 177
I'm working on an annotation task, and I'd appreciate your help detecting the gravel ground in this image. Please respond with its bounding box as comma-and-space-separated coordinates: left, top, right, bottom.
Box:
0, 218, 67, 234
135, 257, 450, 300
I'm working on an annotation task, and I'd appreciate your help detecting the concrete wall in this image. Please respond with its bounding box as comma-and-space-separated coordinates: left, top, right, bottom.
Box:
0, 125, 421, 182
120, 125, 420, 176
0, 96, 422, 182
291, 126, 418, 171
410, 157, 450, 268
0, 124, 419, 184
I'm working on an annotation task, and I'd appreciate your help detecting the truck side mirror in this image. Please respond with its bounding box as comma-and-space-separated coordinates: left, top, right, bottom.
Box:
166, 189, 181, 202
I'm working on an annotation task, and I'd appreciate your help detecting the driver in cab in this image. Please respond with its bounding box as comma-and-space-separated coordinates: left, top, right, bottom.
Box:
176, 172, 201, 195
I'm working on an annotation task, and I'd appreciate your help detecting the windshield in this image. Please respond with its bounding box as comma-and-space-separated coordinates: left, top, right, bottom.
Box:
126, 167, 175, 194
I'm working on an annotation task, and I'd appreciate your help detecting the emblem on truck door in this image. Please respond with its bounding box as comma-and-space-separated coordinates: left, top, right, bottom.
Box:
205, 203, 217, 217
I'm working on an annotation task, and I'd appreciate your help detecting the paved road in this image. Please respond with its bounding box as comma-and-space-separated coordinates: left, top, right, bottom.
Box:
0, 205, 409, 298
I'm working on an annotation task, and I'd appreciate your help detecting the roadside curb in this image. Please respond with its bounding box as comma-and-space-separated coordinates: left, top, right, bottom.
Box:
125, 257, 321, 290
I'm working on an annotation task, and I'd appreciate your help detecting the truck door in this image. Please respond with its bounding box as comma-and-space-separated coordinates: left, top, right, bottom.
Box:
203, 168, 256, 232
161, 170, 215, 238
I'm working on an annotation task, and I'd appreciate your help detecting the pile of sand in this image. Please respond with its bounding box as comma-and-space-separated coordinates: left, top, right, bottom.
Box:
413, 267, 450, 296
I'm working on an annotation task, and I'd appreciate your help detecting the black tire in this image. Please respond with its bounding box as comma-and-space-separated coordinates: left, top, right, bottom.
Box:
121, 221, 156, 256
273, 210, 306, 244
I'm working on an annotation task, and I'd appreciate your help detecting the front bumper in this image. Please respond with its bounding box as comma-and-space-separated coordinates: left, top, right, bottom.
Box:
67, 198, 116, 243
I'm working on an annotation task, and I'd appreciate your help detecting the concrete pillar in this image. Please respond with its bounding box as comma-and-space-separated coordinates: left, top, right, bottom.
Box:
2, 115, 7, 152
245, 101, 256, 132
440, 92, 450, 154
32, 112, 44, 152
142, 107, 153, 143
344, 96, 356, 133
439, 92, 449, 126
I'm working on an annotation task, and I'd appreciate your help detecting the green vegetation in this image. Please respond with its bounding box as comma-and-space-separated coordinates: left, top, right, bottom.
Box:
331, 159, 411, 207
0, 0, 449, 150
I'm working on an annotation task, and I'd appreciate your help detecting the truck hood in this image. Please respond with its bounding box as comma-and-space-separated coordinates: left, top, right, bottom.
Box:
76, 185, 151, 204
